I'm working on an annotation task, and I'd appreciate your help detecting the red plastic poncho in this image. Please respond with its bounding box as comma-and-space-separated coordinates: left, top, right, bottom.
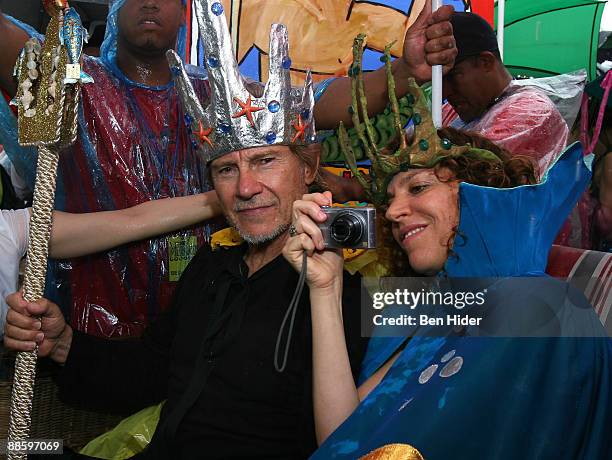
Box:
443, 84, 569, 177
55, 57, 211, 337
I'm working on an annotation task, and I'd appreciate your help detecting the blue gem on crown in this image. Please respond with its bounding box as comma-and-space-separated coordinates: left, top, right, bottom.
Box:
211, 2, 224, 16
268, 101, 281, 113
217, 122, 232, 134
266, 132, 277, 144
207, 56, 220, 68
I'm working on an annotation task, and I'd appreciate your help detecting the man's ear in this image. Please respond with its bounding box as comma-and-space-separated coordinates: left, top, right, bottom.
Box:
478, 51, 497, 72
304, 144, 321, 186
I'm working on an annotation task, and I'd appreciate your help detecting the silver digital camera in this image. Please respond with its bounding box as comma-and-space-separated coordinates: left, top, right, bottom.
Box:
318, 207, 376, 249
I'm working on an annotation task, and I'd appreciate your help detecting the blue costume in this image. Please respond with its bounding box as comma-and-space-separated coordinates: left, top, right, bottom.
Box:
312, 144, 612, 459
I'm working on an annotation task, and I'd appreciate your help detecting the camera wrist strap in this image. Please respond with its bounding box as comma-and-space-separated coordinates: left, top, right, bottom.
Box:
274, 252, 307, 372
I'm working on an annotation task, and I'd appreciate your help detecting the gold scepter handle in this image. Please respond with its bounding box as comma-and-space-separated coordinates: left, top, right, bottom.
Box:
7, 1, 83, 457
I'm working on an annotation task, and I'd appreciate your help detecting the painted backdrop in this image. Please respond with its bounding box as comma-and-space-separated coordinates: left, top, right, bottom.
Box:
184, 0, 467, 84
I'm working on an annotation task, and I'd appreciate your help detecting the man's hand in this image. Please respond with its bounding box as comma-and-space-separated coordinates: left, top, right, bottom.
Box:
4, 292, 72, 364
314, 0, 457, 128
399, 0, 457, 84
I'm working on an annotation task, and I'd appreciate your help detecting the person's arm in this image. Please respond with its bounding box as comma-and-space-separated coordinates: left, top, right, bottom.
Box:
58, 321, 172, 414
309, 284, 360, 443
284, 193, 401, 443
4, 235, 212, 415
314, 0, 456, 129
318, 168, 366, 203
310, 282, 398, 444
0, 10, 31, 97
49, 191, 221, 258
56, 245, 210, 414
283, 192, 361, 443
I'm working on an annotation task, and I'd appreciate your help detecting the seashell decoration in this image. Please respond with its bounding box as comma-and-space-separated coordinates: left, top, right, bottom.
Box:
21, 92, 34, 106
48, 82, 57, 99
19, 38, 44, 118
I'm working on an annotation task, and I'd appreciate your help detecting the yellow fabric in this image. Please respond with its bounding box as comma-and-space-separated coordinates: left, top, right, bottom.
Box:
344, 248, 377, 274
344, 249, 390, 278
343, 247, 368, 263
79, 403, 163, 459
359, 443, 425, 460
210, 227, 243, 249
324, 165, 369, 178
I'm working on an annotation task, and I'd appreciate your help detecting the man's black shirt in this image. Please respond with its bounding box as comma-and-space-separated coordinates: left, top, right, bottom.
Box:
59, 244, 368, 459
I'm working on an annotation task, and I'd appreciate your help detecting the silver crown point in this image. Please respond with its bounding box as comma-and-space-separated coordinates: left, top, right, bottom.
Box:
170, 0, 316, 162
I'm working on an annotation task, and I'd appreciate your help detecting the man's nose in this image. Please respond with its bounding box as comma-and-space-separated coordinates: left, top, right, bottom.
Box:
237, 169, 263, 200
141, 0, 161, 10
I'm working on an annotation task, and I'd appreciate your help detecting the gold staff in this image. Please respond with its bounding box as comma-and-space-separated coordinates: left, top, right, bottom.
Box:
7, 1, 88, 457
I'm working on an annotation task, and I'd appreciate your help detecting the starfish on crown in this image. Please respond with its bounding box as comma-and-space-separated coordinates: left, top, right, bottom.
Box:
232, 96, 265, 127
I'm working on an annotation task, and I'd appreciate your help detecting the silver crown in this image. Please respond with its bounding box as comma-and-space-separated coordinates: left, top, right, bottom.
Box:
167, 0, 316, 163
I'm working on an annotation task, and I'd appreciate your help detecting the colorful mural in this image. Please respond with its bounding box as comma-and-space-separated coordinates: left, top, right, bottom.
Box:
185, 0, 466, 84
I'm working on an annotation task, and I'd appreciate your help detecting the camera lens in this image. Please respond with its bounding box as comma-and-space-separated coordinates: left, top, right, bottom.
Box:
330, 212, 365, 246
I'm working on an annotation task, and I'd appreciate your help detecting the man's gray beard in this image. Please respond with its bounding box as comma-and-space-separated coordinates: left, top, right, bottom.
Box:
233, 222, 290, 246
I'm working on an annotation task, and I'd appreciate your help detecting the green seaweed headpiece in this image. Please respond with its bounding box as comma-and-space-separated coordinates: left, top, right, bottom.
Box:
338, 34, 501, 207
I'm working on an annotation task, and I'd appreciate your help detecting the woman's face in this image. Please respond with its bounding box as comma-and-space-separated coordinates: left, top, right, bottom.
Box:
385, 168, 460, 275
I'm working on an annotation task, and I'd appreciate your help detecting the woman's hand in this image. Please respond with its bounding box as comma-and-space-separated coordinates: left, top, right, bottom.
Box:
282, 191, 344, 292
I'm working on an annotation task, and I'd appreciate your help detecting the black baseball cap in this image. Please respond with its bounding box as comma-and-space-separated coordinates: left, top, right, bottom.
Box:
451, 12, 499, 63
